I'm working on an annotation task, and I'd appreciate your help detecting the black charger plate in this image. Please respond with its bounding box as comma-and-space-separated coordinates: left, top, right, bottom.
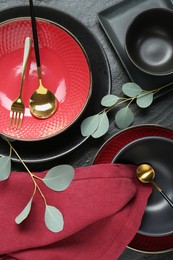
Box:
0, 6, 111, 165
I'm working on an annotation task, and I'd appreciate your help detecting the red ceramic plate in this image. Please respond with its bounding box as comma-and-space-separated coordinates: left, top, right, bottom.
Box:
0, 18, 92, 141
93, 124, 173, 253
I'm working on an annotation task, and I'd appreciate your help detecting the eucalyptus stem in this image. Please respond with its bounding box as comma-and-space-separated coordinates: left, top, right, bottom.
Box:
35, 182, 47, 205
155, 81, 173, 92
101, 97, 133, 114
4, 137, 47, 205
138, 81, 173, 96
104, 80, 173, 114
127, 97, 135, 107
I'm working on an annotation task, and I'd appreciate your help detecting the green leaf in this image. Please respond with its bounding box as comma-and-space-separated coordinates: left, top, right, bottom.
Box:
122, 82, 143, 97
80, 114, 99, 137
101, 94, 119, 107
115, 107, 134, 129
0, 156, 11, 181
45, 205, 64, 233
43, 165, 75, 191
136, 92, 154, 108
92, 112, 109, 138
15, 198, 33, 224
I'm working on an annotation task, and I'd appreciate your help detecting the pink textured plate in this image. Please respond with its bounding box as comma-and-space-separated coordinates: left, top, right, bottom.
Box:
0, 18, 92, 141
93, 124, 173, 253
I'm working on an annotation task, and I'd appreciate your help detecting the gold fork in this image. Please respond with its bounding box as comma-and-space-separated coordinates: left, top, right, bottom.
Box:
10, 36, 32, 128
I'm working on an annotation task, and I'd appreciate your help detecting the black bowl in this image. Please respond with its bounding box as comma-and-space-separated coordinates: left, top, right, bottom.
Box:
113, 136, 173, 237
125, 8, 173, 76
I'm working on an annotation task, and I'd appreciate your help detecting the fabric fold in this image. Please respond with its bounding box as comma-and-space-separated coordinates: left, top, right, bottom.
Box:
0, 163, 152, 260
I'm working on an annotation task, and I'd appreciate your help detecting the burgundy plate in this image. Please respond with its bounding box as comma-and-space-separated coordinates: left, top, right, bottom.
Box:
93, 124, 173, 253
114, 136, 173, 237
0, 18, 91, 141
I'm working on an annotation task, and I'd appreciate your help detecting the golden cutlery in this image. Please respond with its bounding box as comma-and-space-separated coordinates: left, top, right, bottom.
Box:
28, 0, 58, 119
136, 164, 173, 208
10, 36, 32, 128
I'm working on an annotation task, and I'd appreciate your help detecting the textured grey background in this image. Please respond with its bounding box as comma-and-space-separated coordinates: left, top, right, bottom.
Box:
1, 0, 173, 259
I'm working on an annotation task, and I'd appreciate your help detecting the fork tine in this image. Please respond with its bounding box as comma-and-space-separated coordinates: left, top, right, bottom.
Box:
15, 113, 19, 129
10, 111, 15, 129
10, 112, 23, 129
9, 111, 13, 126
9, 111, 16, 128
17, 113, 23, 129
9, 37, 32, 129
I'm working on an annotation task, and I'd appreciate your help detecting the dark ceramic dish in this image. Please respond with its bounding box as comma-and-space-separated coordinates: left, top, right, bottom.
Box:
113, 136, 173, 237
93, 124, 173, 253
125, 8, 173, 76
98, 0, 173, 93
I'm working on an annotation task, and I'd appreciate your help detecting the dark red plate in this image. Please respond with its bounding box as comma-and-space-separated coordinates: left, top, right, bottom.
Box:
93, 124, 173, 253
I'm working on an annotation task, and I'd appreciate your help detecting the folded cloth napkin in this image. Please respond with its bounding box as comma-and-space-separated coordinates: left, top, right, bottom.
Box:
0, 163, 152, 260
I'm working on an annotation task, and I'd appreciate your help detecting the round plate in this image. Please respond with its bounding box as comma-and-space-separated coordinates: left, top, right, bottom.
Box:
93, 124, 173, 253
0, 18, 91, 141
113, 136, 173, 237
0, 6, 111, 163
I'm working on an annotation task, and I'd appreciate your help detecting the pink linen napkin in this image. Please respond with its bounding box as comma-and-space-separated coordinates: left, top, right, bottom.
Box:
0, 163, 152, 260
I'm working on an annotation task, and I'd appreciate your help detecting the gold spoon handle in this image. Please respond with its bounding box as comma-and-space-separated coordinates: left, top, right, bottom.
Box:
151, 181, 162, 192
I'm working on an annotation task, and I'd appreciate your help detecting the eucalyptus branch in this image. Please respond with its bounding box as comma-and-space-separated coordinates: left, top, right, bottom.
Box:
80, 81, 173, 138
103, 97, 133, 114
4, 137, 47, 204
0, 135, 75, 232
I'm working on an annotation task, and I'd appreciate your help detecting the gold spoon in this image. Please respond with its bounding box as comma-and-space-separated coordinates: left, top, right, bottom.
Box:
29, 0, 58, 119
136, 164, 173, 208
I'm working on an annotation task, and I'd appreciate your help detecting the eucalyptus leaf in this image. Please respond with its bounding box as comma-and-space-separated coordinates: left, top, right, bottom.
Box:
80, 114, 99, 137
136, 92, 154, 108
0, 156, 11, 181
45, 205, 64, 233
122, 82, 143, 97
101, 94, 119, 107
92, 112, 109, 138
115, 107, 134, 129
43, 165, 75, 191
15, 198, 33, 224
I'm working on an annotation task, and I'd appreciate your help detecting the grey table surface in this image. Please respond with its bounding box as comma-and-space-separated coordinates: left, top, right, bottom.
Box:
1, 0, 173, 259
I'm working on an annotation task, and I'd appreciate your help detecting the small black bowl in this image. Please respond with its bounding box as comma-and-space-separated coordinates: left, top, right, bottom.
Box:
125, 8, 173, 76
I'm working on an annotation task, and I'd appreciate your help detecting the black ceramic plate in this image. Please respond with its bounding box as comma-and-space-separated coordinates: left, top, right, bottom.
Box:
113, 136, 173, 237
0, 6, 111, 165
98, 0, 173, 94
